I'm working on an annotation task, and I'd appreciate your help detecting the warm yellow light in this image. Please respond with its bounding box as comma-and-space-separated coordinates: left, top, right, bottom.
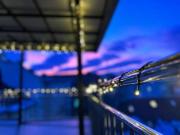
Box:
79, 30, 84, 36
70, 0, 75, 9
80, 38, 85, 45
149, 100, 158, 108
61, 46, 67, 51
73, 19, 77, 25
80, 22, 85, 29
69, 45, 75, 51
44, 44, 50, 50
11, 42, 16, 50
0, 42, 75, 51
2, 45, 7, 50
53, 44, 60, 51
37, 45, 42, 50
134, 89, 140, 96
19, 45, 24, 50
27, 44, 32, 50
109, 87, 113, 92
79, 1, 84, 17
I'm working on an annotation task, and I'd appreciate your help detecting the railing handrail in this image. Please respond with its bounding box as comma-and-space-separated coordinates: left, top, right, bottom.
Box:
89, 95, 163, 135
100, 53, 180, 88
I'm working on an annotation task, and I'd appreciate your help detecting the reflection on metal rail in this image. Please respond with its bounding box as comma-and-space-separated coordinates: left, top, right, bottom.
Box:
99, 53, 180, 89
89, 95, 162, 135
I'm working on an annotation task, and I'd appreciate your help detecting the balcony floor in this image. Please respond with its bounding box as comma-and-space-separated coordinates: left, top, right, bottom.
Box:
0, 118, 92, 135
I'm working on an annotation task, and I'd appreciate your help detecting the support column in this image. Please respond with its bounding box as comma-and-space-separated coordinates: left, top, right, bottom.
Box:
76, 19, 85, 135
75, 1, 84, 135
77, 38, 84, 135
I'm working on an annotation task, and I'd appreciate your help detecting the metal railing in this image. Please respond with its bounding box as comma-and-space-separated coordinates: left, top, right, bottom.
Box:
99, 53, 180, 89
87, 54, 180, 135
88, 96, 162, 135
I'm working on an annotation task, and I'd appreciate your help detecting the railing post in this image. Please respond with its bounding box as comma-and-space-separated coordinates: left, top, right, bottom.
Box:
113, 116, 116, 135
130, 129, 135, 135
120, 122, 124, 135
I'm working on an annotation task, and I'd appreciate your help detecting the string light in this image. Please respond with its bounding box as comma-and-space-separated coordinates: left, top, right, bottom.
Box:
134, 89, 140, 96
26, 44, 32, 50
80, 19, 85, 29
0, 88, 78, 99
109, 87, 114, 92
86, 84, 98, 94
70, 0, 75, 9
11, 42, 16, 50
149, 100, 158, 109
32, 89, 38, 94
73, 18, 77, 25
70, 0, 86, 49
44, 44, 50, 50
79, 20, 86, 49
0, 42, 76, 51
52, 44, 58, 51
2, 45, 7, 50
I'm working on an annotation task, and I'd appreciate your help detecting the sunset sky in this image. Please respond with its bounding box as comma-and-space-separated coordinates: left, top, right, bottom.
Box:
3, 0, 180, 76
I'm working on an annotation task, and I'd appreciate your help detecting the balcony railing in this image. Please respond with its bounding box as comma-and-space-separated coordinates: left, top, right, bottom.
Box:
88, 95, 162, 135
87, 53, 180, 135
99, 54, 180, 90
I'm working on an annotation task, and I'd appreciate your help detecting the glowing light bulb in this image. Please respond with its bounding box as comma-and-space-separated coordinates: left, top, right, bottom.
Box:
53, 44, 60, 51
33, 89, 38, 94
45, 44, 50, 50
2, 45, 7, 50
27, 44, 32, 50
149, 100, 158, 109
134, 90, 140, 96
79, 30, 84, 36
37, 45, 42, 50
11, 43, 16, 50
109, 87, 113, 92
61, 46, 67, 51
70, 0, 75, 8
19, 45, 24, 50
73, 19, 77, 25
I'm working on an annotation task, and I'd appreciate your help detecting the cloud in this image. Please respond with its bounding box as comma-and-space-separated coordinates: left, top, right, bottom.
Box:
25, 27, 180, 76
23, 51, 51, 69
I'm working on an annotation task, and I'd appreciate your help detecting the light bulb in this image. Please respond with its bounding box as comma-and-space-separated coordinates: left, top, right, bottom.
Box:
134, 89, 140, 96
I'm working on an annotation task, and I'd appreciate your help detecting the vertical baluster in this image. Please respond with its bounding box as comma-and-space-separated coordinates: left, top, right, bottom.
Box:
120, 122, 124, 135
93, 105, 98, 135
130, 129, 135, 135
113, 116, 117, 135
100, 112, 104, 135
104, 114, 107, 135
104, 114, 108, 135
97, 106, 101, 135
108, 114, 112, 135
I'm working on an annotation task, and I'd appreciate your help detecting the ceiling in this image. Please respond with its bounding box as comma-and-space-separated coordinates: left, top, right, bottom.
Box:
0, 0, 118, 51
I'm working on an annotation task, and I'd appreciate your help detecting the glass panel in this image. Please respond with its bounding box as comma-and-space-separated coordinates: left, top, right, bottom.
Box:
0, 51, 21, 122
21, 51, 79, 122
